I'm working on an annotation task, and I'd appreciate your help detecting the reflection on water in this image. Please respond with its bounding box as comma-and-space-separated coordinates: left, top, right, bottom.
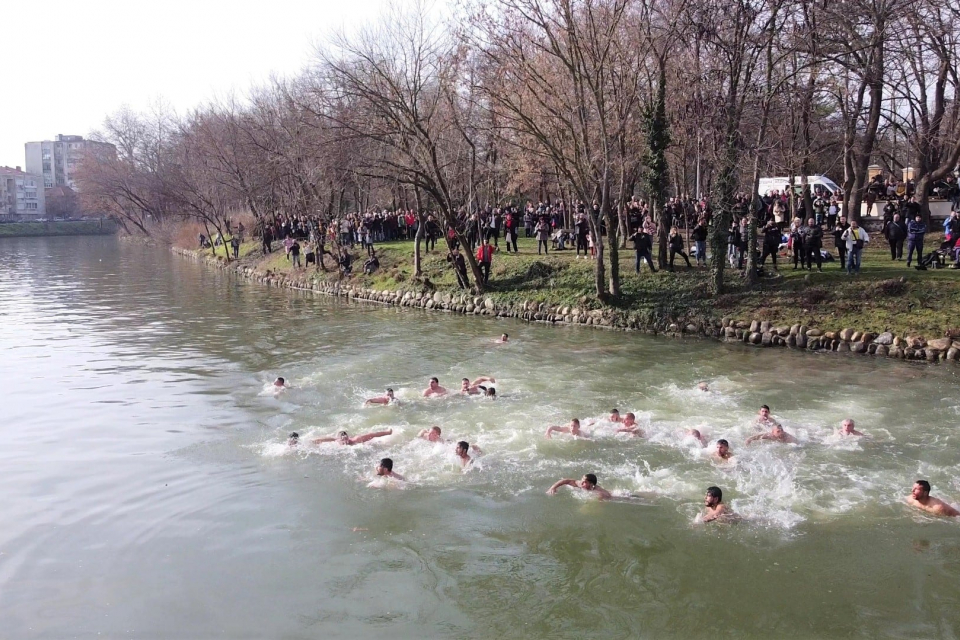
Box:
1, 236, 959, 638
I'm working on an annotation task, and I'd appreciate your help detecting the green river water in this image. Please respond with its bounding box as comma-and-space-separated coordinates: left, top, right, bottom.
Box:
1, 236, 959, 639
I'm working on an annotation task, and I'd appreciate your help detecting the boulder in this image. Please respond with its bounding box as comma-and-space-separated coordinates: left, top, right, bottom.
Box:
851, 342, 866, 354
807, 337, 821, 350
867, 343, 878, 355
825, 331, 839, 341
749, 320, 760, 333
760, 321, 772, 333
787, 334, 797, 348
873, 331, 894, 347
860, 332, 876, 344
799, 325, 809, 336
749, 332, 763, 345
839, 328, 855, 341
796, 334, 808, 349
890, 347, 904, 359
724, 327, 737, 338
806, 329, 823, 337
721, 316, 733, 327
761, 332, 773, 346
484, 298, 496, 310
686, 324, 698, 334
875, 345, 888, 357
837, 341, 851, 353
926, 349, 940, 362
927, 337, 952, 351
775, 326, 790, 336
947, 347, 960, 361
906, 335, 926, 349
851, 331, 863, 342
790, 324, 801, 336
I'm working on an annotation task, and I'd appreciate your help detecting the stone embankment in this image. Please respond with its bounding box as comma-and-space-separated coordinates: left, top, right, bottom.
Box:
174, 247, 959, 364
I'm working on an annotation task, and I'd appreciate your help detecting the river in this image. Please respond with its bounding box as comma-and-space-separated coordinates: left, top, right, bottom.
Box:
1, 236, 959, 639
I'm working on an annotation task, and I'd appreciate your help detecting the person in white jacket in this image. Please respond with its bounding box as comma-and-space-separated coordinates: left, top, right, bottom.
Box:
841, 221, 870, 274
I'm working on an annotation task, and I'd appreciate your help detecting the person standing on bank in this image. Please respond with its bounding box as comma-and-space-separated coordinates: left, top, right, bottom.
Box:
759, 220, 781, 270
535, 218, 550, 255
476, 238, 495, 284
668, 226, 692, 270
804, 217, 823, 271
906, 214, 927, 267
833, 216, 850, 269
885, 213, 907, 261
841, 220, 869, 275
628, 226, 657, 274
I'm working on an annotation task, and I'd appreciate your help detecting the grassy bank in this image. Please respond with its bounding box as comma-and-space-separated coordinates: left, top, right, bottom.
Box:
191, 234, 959, 338
0, 220, 116, 238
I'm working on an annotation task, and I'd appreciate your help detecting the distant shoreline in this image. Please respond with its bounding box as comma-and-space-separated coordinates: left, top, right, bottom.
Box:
0, 220, 117, 238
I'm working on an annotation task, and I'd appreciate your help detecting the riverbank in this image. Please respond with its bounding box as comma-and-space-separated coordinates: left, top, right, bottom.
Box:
0, 219, 116, 238
174, 235, 960, 364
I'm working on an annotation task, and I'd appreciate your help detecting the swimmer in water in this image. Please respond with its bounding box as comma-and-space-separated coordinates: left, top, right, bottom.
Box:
907, 480, 960, 517
484, 387, 496, 399
713, 439, 733, 460
685, 429, 708, 447
615, 412, 644, 437
746, 424, 797, 445
546, 473, 612, 501
496, 333, 509, 344
423, 377, 448, 397
455, 440, 474, 467
313, 429, 393, 445
838, 418, 864, 436
697, 381, 710, 392
288, 432, 300, 446
418, 426, 444, 442
374, 457, 405, 482
365, 388, 397, 405
701, 486, 735, 522
460, 376, 496, 395
272, 377, 289, 390
545, 418, 589, 439
609, 408, 622, 423
755, 404, 781, 429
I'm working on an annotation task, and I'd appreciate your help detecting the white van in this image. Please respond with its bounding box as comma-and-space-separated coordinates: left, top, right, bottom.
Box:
758, 176, 840, 198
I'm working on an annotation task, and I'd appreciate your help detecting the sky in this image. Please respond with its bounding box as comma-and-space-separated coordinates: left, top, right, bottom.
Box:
0, 0, 404, 169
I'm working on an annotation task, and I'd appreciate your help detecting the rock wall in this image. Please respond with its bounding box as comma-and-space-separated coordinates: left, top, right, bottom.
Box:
173, 248, 960, 364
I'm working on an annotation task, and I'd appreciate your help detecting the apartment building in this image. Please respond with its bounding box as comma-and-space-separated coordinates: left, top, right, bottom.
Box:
0, 166, 46, 219
24, 134, 115, 190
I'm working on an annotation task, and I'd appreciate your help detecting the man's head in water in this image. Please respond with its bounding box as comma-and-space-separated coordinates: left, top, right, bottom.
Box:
609, 409, 621, 422
716, 439, 730, 458
461, 378, 471, 391
385, 388, 395, 399
697, 382, 709, 392
501, 333, 509, 342
274, 377, 286, 387
376, 458, 394, 476
579, 474, 599, 490
759, 405, 771, 419
485, 387, 496, 398
840, 418, 856, 434
456, 441, 470, 457
336, 430, 350, 444
623, 412, 636, 427
570, 418, 582, 435
426, 426, 442, 442
912, 480, 932, 501
771, 425, 786, 438
429, 377, 441, 390
705, 486, 723, 507
288, 432, 299, 446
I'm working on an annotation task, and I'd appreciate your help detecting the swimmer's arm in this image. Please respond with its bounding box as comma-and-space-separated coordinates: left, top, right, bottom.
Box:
470, 444, 483, 454
365, 397, 389, 405
545, 426, 566, 438
352, 429, 393, 443
702, 504, 726, 522
745, 434, 766, 444
595, 486, 613, 501
313, 436, 337, 444
471, 376, 496, 385
547, 479, 576, 494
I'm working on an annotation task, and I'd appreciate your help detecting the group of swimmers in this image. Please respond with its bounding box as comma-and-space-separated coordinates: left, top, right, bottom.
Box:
275, 372, 960, 522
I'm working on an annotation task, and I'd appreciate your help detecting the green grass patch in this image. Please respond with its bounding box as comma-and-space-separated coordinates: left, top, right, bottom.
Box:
189, 234, 960, 338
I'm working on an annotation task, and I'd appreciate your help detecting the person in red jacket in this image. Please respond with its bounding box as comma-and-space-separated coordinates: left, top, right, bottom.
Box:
476, 238, 495, 283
